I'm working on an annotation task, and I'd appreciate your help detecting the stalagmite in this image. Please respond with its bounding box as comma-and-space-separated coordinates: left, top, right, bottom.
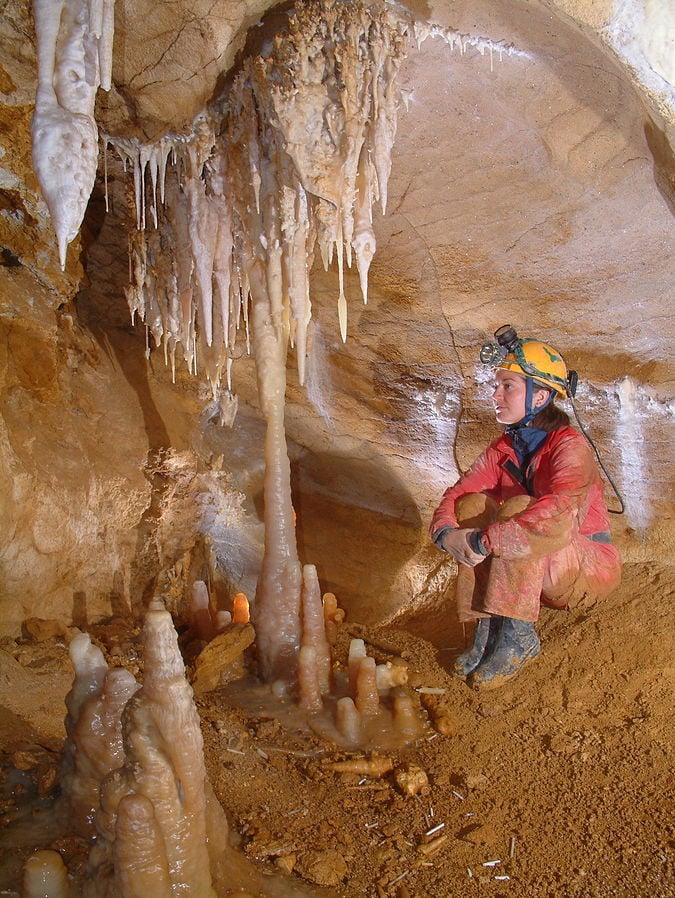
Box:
376, 661, 409, 691
58, 634, 138, 838
393, 695, 421, 739
22, 849, 74, 898
57, 600, 227, 896
301, 565, 332, 695
298, 646, 323, 713
232, 593, 250, 625
323, 593, 345, 645
65, 633, 107, 720
190, 580, 214, 641
112, 794, 172, 898
348, 638, 367, 695
335, 697, 362, 746
355, 655, 380, 717
215, 611, 232, 631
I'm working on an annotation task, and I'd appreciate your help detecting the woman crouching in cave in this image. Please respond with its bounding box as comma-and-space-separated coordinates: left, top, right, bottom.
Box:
430, 325, 621, 689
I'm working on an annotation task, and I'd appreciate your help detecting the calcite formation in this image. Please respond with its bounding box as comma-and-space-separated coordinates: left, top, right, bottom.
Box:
55, 600, 228, 897
31, 0, 115, 268
20, 587, 420, 896
106, 0, 410, 684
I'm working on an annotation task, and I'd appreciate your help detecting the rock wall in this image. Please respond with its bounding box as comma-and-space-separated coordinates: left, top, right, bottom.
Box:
0, 0, 673, 638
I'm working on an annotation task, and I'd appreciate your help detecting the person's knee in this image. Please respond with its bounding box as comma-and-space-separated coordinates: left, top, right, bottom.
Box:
497, 495, 535, 521
456, 493, 498, 529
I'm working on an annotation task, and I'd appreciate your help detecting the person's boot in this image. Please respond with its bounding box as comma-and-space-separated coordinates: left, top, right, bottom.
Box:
453, 617, 501, 677
467, 617, 540, 689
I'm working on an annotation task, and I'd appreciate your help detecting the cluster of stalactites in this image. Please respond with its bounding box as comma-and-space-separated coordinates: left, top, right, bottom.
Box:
31, 0, 115, 269
107, 0, 410, 395
412, 20, 521, 72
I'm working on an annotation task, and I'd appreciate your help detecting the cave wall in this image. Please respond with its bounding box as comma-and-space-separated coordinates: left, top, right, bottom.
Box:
0, 0, 673, 637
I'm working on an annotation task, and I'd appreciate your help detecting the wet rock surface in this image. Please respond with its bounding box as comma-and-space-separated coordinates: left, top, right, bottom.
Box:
0, 562, 671, 896
0, 1, 672, 895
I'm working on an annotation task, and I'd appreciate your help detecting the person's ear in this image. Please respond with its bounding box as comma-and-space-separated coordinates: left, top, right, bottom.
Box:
533, 388, 549, 409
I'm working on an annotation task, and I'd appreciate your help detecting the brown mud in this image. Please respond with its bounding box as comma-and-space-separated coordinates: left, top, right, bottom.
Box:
0, 561, 672, 897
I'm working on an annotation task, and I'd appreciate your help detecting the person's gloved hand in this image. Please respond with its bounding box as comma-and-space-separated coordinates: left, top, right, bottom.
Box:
439, 528, 487, 567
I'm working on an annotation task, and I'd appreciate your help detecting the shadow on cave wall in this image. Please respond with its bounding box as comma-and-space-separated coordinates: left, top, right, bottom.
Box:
289, 450, 422, 625
74, 174, 174, 617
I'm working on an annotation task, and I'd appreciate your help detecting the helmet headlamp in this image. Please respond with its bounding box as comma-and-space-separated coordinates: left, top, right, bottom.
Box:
479, 324, 579, 398
479, 324, 521, 365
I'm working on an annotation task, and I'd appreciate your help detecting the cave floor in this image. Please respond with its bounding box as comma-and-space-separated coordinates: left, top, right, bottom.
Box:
0, 561, 672, 897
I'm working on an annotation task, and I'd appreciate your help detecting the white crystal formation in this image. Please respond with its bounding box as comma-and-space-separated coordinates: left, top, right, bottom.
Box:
108, 0, 409, 393
31, 0, 115, 269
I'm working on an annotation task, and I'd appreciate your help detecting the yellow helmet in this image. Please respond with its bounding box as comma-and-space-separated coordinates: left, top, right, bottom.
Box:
498, 338, 569, 397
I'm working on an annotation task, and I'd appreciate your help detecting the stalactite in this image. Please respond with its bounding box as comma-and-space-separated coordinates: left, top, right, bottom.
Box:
97, 0, 411, 685
104, 0, 409, 390
31, 0, 115, 269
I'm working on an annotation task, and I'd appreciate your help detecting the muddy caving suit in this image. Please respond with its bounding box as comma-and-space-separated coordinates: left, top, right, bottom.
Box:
430, 424, 621, 622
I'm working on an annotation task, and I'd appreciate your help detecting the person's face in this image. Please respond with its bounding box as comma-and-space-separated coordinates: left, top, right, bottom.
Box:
492, 369, 550, 425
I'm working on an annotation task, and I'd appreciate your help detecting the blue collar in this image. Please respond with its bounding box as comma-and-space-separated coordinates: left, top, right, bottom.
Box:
505, 423, 549, 466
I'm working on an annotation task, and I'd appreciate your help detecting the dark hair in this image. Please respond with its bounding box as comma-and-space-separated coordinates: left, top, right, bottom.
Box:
531, 394, 570, 431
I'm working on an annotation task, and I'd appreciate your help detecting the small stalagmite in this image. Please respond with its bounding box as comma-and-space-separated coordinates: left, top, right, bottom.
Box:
22, 849, 74, 898
232, 592, 250, 624
298, 646, 323, 713
355, 656, 380, 717
190, 579, 214, 641
348, 638, 368, 695
335, 697, 362, 745
322, 592, 345, 645
300, 565, 332, 695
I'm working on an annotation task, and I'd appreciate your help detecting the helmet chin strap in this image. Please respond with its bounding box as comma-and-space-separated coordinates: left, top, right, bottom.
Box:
518, 379, 554, 426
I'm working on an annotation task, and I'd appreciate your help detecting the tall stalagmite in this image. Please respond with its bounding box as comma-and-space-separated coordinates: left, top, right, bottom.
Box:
103, 0, 411, 681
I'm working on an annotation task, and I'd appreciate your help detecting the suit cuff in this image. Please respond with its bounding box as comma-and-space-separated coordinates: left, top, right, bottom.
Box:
432, 526, 456, 551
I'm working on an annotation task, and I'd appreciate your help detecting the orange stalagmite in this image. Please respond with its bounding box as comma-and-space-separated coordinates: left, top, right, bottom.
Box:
232, 592, 250, 624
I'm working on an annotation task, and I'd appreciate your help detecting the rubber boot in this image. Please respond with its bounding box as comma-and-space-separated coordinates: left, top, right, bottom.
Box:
453, 617, 501, 677
467, 617, 540, 689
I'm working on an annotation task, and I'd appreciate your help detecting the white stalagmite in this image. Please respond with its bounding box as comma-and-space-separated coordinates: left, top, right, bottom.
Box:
61, 666, 139, 836
31, 0, 115, 269
348, 637, 367, 695
393, 694, 421, 739
298, 646, 323, 712
22, 850, 74, 898
335, 696, 361, 745
300, 564, 332, 694
100, 0, 410, 684
60, 636, 135, 834
89, 599, 226, 897
355, 655, 380, 716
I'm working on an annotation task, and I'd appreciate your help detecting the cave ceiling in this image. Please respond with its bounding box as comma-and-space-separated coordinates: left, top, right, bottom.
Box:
87, 0, 675, 391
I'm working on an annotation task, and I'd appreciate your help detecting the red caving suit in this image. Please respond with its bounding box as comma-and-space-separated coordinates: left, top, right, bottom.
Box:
430, 425, 622, 622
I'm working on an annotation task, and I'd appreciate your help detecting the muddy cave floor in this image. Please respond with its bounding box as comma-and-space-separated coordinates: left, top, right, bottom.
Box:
0, 561, 672, 898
